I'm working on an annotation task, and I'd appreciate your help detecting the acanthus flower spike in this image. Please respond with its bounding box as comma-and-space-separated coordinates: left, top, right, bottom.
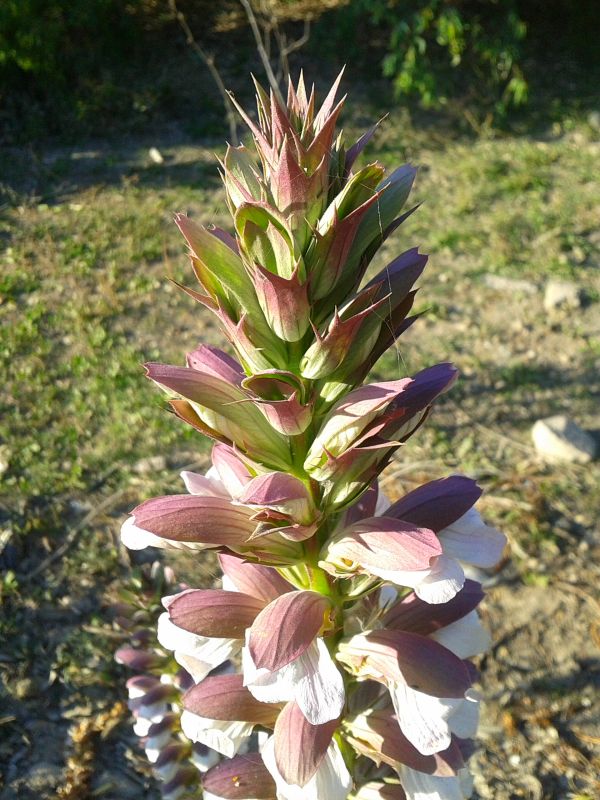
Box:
117, 70, 508, 800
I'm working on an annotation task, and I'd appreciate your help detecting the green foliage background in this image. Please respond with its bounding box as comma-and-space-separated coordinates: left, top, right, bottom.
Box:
0, 0, 598, 139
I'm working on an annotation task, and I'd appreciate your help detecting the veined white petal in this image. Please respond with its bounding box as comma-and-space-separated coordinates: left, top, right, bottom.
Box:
133, 717, 154, 736
131, 700, 169, 722
365, 555, 464, 605
221, 573, 238, 593
412, 555, 465, 604
180, 469, 228, 497
375, 490, 392, 515
243, 635, 345, 725
190, 746, 220, 773
448, 690, 480, 739
121, 516, 167, 550
180, 711, 253, 758
120, 515, 213, 552
262, 735, 352, 800
431, 611, 491, 659
293, 638, 346, 724
144, 729, 173, 762
157, 612, 240, 683
440, 508, 506, 568
458, 768, 474, 798
400, 766, 468, 800
390, 682, 461, 756
354, 782, 400, 800
242, 638, 295, 704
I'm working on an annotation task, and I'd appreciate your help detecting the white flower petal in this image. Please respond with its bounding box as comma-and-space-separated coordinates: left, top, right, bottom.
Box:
133, 717, 153, 736
157, 612, 240, 683
261, 735, 352, 800
180, 711, 253, 758
354, 782, 399, 800
221, 573, 238, 593
242, 639, 296, 704
431, 611, 491, 659
458, 768, 474, 798
190, 746, 220, 773
180, 469, 227, 497
366, 555, 464, 605
293, 638, 346, 725
242, 636, 344, 725
440, 508, 506, 568
413, 555, 465, 604
131, 700, 169, 722
144, 729, 172, 762
390, 682, 461, 756
375, 489, 392, 515
400, 766, 467, 800
120, 516, 166, 550
448, 690, 480, 739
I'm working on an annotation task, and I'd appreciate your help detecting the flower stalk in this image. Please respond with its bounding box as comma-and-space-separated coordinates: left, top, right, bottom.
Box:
119, 71, 506, 800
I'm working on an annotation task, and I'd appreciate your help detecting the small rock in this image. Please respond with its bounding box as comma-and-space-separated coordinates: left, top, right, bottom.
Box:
68, 499, 93, 516
148, 146, 164, 164
531, 415, 597, 463
543, 280, 581, 312
133, 455, 167, 475
483, 274, 538, 294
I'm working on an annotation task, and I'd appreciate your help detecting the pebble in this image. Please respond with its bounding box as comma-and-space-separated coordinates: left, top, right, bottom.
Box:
531, 415, 597, 463
68, 499, 93, 516
148, 147, 164, 164
543, 280, 581, 312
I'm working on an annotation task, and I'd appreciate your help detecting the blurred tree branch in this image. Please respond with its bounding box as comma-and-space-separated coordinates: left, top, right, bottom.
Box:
168, 0, 239, 144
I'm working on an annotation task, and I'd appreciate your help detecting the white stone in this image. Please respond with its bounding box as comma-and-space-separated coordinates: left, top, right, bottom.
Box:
148, 147, 165, 164
531, 416, 596, 464
543, 280, 581, 312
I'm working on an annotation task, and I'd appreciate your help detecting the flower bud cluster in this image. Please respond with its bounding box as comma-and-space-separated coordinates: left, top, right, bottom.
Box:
113, 564, 220, 798
119, 73, 506, 800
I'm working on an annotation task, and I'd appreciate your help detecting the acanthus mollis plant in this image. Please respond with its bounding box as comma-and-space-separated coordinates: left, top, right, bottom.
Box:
120, 71, 507, 800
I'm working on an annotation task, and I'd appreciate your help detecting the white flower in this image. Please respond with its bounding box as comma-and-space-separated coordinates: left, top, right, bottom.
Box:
157, 612, 240, 683
439, 507, 505, 568
242, 634, 345, 725
180, 711, 253, 758
430, 611, 491, 659
262, 735, 352, 800
400, 766, 473, 800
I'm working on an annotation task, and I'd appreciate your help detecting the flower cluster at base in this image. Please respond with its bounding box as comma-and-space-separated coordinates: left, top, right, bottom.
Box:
119, 72, 507, 800
113, 563, 223, 799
